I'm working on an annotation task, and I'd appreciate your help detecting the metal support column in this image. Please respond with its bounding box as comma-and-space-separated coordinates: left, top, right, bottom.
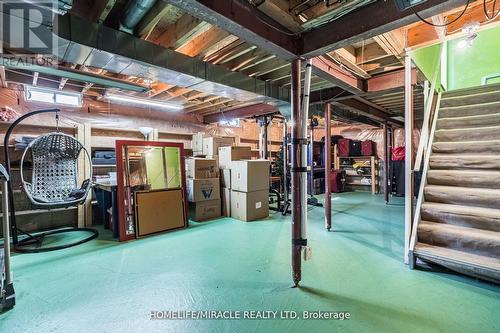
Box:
1, 164, 15, 311
404, 54, 414, 265
282, 119, 289, 214
383, 122, 389, 204
257, 115, 269, 159
324, 104, 332, 231
291, 58, 308, 287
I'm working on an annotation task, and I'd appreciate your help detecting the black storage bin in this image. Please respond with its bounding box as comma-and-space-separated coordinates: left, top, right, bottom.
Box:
349, 140, 362, 156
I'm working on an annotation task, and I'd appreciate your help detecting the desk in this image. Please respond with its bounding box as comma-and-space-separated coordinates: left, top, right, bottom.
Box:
93, 183, 119, 238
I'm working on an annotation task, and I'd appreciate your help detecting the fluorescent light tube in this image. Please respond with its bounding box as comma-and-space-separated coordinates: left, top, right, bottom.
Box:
106, 94, 182, 111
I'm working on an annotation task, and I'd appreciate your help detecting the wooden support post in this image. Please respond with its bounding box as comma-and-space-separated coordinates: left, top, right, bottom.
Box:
371, 156, 376, 194
404, 54, 414, 265
291, 58, 305, 287
324, 103, 332, 231
383, 122, 389, 203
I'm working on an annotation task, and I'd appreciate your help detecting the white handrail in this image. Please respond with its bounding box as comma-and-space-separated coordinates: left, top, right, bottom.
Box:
409, 92, 442, 253
414, 58, 441, 172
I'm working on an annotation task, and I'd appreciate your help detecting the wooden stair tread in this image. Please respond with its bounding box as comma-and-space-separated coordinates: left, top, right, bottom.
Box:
429, 154, 500, 170
422, 202, 500, 220
421, 201, 500, 232
418, 220, 500, 258
440, 90, 500, 107
437, 113, 500, 129
427, 169, 500, 189
439, 101, 500, 118
419, 220, 500, 239
442, 82, 500, 98
433, 140, 500, 154
425, 184, 500, 195
414, 243, 500, 273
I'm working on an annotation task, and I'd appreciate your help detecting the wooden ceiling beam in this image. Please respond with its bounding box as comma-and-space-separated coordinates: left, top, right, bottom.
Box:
176, 26, 230, 57
408, 0, 500, 48
203, 103, 277, 123
154, 14, 203, 49
242, 58, 289, 77
329, 48, 370, 79
163, 0, 298, 60
311, 56, 363, 94
300, 0, 468, 57
198, 35, 239, 59
136, 2, 178, 37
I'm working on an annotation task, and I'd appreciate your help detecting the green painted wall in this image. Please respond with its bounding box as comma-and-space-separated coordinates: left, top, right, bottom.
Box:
447, 26, 500, 90
146, 148, 167, 190
410, 43, 442, 88
164, 147, 181, 188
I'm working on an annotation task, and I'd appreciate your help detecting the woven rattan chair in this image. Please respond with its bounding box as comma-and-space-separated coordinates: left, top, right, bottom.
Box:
20, 132, 92, 207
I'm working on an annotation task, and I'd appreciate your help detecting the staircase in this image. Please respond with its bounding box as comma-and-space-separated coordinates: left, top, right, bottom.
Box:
412, 83, 500, 283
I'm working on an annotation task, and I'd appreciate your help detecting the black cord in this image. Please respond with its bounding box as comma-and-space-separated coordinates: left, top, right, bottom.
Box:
411, 0, 470, 27
484, 0, 500, 20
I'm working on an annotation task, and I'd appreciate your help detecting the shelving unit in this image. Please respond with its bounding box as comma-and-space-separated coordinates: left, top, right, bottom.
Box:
334, 145, 378, 194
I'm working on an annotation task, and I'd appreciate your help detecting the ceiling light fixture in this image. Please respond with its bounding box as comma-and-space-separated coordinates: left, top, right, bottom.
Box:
458, 22, 480, 49
105, 94, 182, 111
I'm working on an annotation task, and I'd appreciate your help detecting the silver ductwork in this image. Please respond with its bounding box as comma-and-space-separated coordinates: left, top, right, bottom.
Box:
0, 6, 291, 115
54, 14, 290, 113
120, 0, 156, 32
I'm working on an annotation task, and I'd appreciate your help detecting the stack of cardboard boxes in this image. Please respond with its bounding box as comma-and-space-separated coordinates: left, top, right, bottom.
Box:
187, 134, 270, 222
218, 146, 252, 217
230, 159, 270, 221
186, 158, 221, 222
191, 133, 233, 159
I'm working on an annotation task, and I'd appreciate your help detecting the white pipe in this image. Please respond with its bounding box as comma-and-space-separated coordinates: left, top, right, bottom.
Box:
404, 54, 414, 265
301, 59, 312, 240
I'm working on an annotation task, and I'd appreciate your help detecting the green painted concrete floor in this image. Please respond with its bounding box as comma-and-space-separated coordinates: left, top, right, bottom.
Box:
1, 192, 499, 332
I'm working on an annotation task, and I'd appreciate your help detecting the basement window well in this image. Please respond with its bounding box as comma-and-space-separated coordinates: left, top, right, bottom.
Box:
25, 86, 82, 107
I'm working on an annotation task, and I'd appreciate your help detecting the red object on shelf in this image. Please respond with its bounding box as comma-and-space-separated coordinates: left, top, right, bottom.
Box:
330, 170, 344, 193
361, 140, 374, 156
392, 146, 405, 161
337, 138, 350, 157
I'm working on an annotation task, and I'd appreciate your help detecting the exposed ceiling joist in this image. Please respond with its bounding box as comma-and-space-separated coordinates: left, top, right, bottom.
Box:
136, 2, 177, 37
366, 68, 417, 92
203, 103, 277, 123
329, 48, 370, 79
154, 14, 203, 48
332, 98, 403, 126
408, 1, 500, 48
300, 0, 468, 58
311, 56, 363, 94
163, 0, 298, 60
176, 26, 230, 57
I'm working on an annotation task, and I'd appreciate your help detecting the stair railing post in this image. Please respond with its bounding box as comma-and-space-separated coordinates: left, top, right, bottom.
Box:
404, 53, 414, 265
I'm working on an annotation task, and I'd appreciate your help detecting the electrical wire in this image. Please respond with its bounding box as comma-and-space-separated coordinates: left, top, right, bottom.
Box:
484, 0, 500, 21
411, 0, 471, 27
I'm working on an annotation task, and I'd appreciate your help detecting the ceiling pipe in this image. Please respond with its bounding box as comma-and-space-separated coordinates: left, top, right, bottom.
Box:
120, 0, 157, 33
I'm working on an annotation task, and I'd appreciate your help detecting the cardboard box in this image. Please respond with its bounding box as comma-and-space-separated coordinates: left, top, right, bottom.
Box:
231, 159, 270, 192
221, 187, 231, 217
185, 157, 218, 179
186, 178, 220, 202
192, 132, 204, 152
202, 137, 233, 156
218, 146, 252, 169
189, 199, 221, 222
230, 189, 269, 222
220, 169, 231, 189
